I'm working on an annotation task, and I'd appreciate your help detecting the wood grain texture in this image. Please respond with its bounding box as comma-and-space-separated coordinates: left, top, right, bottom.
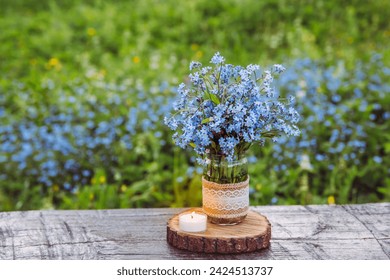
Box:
0, 203, 389, 260
167, 208, 271, 253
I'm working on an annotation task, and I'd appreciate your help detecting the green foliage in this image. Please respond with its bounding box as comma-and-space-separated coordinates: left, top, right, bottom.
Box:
0, 0, 389, 210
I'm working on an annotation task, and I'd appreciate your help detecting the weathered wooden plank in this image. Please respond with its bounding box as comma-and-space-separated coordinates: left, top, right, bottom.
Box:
343, 204, 390, 239
0, 203, 389, 260
342, 203, 390, 259
254, 203, 389, 260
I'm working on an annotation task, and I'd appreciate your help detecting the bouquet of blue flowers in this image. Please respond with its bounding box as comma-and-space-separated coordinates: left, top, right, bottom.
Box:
166, 53, 300, 223
165, 52, 300, 163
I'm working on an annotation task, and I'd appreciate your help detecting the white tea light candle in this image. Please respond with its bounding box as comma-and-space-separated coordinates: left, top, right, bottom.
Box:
179, 211, 207, 232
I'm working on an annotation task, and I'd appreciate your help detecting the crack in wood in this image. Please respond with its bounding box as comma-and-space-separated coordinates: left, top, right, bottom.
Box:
39, 212, 54, 259
273, 222, 293, 238
62, 221, 74, 240
272, 237, 380, 241
11, 234, 16, 260
311, 220, 332, 236
11, 239, 114, 248
97, 253, 169, 256
274, 242, 295, 259
303, 242, 330, 260
304, 205, 320, 215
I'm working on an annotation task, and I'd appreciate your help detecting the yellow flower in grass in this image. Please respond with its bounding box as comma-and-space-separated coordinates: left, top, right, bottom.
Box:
191, 44, 199, 51
133, 56, 140, 64
87, 27, 96, 37
195, 50, 203, 59
52, 184, 60, 193
48, 58, 59, 67
46, 57, 62, 71
120, 184, 127, 193
99, 175, 106, 184
327, 195, 335, 205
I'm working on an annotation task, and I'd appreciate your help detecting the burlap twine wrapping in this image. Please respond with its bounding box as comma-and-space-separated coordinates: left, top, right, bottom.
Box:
202, 176, 249, 219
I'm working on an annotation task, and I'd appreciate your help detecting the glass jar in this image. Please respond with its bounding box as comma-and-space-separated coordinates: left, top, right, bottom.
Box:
202, 154, 249, 225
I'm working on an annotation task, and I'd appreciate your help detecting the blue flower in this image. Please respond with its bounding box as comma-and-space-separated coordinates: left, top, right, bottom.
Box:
273, 64, 286, 74
210, 52, 225, 64
373, 156, 382, 164
189, 61, 202, 71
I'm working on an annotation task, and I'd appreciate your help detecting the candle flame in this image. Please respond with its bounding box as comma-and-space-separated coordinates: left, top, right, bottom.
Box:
191, 211, 195, 219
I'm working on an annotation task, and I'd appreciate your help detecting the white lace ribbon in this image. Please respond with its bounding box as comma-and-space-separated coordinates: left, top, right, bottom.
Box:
202, 177, 249, 219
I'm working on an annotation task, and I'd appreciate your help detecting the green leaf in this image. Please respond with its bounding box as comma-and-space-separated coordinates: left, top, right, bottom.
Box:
205, 93, 220, 105
261, 131, 277, 138
384, 142, 390, 153
189, 142, 196, 148
201, 117, 213, 124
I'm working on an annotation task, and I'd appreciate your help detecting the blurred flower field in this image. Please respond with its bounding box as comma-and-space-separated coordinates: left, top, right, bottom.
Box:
0, 0, 389, 210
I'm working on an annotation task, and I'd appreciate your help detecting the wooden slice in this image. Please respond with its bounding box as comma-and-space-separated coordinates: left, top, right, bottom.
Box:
167, 208, 271, 254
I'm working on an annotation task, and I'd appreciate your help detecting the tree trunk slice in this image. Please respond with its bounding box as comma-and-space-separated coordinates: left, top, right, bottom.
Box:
167, 208, 271, 254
